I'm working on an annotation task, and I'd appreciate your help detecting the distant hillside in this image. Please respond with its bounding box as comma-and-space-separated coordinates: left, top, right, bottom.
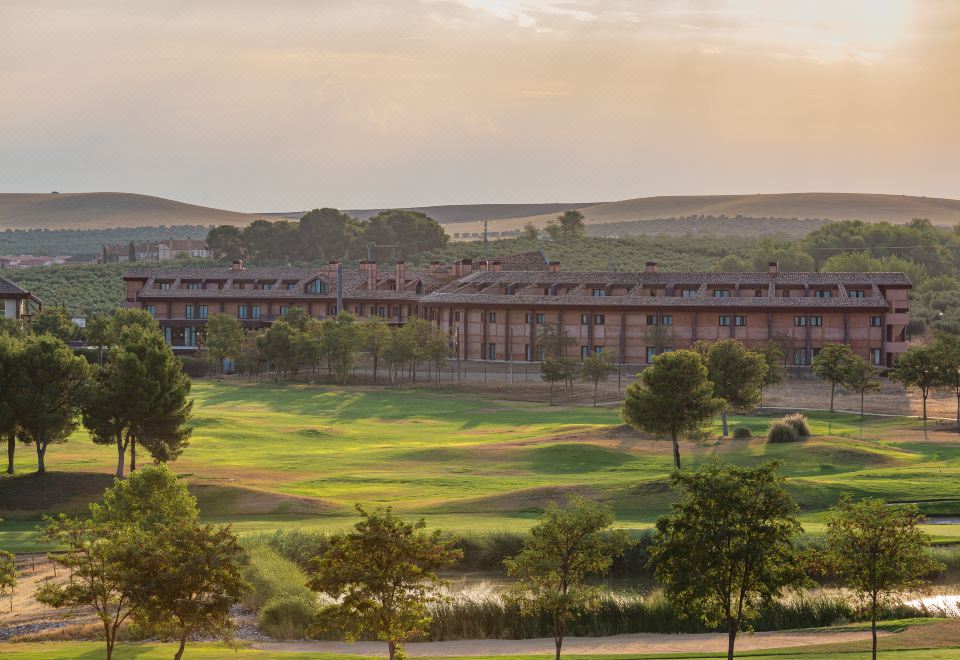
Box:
0, 192, 261, 230
492, 193, 960, 232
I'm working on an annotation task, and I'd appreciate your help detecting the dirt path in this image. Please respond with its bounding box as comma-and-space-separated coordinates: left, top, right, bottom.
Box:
253, 628, 890, 656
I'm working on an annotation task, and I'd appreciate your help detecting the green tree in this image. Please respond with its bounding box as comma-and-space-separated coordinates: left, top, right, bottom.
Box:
423, 326, 451, 386
842, 355, 881, 419
383, 326, 416, 384
31, 306, 76, 341
811, 343, 856, 413
121, 523, 247, 660
89, 464, 199, 531
13, 334, 89, 473
536, 323, 575, 359
0, 334, 21, 474
320, 312, 359, 384
702, 339, 767, 436
307, 506, 462, 660
824, 496, 942, 660
541, 357, 570, 406
521, 221, 539, 240
260, 319, 300, 381
620, 349, 725, 470
505, 497, 628, 660
206, 225, 246, 261
361, 210, 448, 260
0, 550, 15, 611
755, 341, 787, 406
359, 317, 391, 385
545, 210, 586, 241
651, 462, 806, 660
298, 208, 358, 261
581, 350, 615, 406
888, 345, 939, 420
930, 333, 960, 428
203, 313, 244, 378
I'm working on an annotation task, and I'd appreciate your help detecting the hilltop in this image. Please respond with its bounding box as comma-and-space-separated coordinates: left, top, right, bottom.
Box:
0, 192, 261, 230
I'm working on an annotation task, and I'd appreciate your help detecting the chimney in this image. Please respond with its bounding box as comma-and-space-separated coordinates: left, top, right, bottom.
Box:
395, 260, 405, 291
429, 260, 442, 275
231, 259, 244, 271
492, 260, 502, 272
323, 259, 340, 277
478, 260, 490, 272
360, 260, 377, 290
768, 261, 779, 274
645, 261, 658, 273
548, 261, 561, 273
460, 258, 473, 276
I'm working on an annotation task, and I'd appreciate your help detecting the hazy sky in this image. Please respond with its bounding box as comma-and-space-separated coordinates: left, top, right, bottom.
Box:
1, 1, 958, 211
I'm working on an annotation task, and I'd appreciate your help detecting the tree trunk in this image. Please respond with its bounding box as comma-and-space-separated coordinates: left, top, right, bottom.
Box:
373, 355, 379, 385
923, 393, 928, 421
671, 432, 681, 470
727, 620, 737, 660
549, 381, 555, 406
35, 441, 46, 474
555, 635, 563, 660
174, 633, 188, 660
830, 383, 836, 412
6, 434, 13, 475
593, 381, 598, 407
956, 391, 959, 431
388, 641, 396, 660
129, 438, 136, 472
116, 435, 126, 478
104, 622, 114, 660
721, 411, 729, 437
861, 390, 865, 420
871, 595, 878, 660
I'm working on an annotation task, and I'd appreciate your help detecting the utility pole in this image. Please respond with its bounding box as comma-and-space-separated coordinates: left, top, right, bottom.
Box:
599, 235, 618, 271
480, 220, 490, 259
363, 242, 375, 261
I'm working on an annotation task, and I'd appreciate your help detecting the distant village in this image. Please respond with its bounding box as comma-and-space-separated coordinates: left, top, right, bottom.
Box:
0, 238, 209, 269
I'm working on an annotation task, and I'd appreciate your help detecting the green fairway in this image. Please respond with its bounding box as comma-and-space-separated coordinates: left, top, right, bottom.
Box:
2, 380, 960, 551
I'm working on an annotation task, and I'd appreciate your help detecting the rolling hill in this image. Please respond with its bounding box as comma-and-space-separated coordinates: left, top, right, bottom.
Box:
0, 192, 262, 230
492, 192, 960, 232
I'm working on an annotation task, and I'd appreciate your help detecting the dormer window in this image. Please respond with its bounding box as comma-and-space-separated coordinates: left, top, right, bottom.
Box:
713, 289, 730, 298
592, 288, 607, 297
815, 290, 832, 298
305, 279, 327, 293
848, 289, 865, 298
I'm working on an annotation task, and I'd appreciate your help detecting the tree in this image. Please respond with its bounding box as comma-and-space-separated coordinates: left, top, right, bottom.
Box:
0, 334, 21, 474
89, 464, 199, 532
13, 334, 89, 473
383, 326, 416, 384
811, 343, 857, 413
505, 497, 628, 660
238, 330, 266, 380
545, 210, 585, 241
930, 333, 960, 428
319, 312, 359, 384
307, 506, 462, 660
260, 320, 300, 381
581, 350, 615, 406
423, 327, 451, 386
702, 339, 767, 436
755, 341, 786, 406
31, 306, 76, 341
206, 225, 246, 261
299, 208, 358, 261
360, 317, 391, 385
888, 345, 939, 420
203, 313, 244, 378
121, 523, 247, 660
0, 550, 15, 612
541, 357, 568, 406
521, 222, 539, 240
843, 355, 881, 420
824, 496, 942, 660
651, 462, 806, 660
536, 323, 575, 360
620, 350, 725, 470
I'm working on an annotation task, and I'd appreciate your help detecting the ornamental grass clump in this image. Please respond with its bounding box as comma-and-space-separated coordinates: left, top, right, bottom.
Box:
767, 420, 799, 443
782, 413, 811, 437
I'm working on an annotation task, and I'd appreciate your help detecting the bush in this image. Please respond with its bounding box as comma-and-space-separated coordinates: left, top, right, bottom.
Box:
258, 593, 317, 640
241, 546, 313, 611
767, 421, 800, 443
177, 355, 207, 378
782, 413, 811, 437
732, 426, 752, 439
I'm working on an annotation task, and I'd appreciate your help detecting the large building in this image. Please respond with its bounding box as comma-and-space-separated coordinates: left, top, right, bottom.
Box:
0, 277, 42, 321
124, 255, 911, 367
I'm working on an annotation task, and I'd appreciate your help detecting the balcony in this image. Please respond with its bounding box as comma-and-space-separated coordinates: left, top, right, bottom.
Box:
886, 312, 909, 326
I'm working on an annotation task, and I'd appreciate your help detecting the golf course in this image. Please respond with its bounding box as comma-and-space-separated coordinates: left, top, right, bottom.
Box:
2, 380, 960, 551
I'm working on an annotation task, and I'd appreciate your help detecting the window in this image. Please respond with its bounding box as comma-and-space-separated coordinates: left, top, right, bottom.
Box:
810, 316, 823, 327
594, 314, 605, 325
594, 346, 605, 354
287, 283, 296, 291
525, 344, 531, 361
185, 305, 195, 319
159, 282, 171, 290
581, 314, 590, 325
794, 349, 806, 365
306, 280, 326, 293
524, 312, 531, 323
713, 289, 730, 298
592, 288, 607, 297
682, 289, 697, 298
455, 311, 461, 322
187, 282, 201, 290
849, 289, 865, 298
146, 305, 156, 317
663, 315, 673, 326
871, 348, 881, 365
735, 316, 746, 326
754, 289, 763, 297
646, 347, 656, 363
870, 316, 882, 327
251, 305, 260, 320
794, 316, 807, 326
256, 282, 271, 290
649, 289, 657, 297
198, 305, 208, 319
815, 290, 832, 298
354, 305, 362, 315
488, 312, 496, 323
719, 315, 731, 326
646, 315, 657, 325
536, 313, 545, 324
185, 327, 197, 347
379, 306, 387, 317
488, 343, 497, 360
279, 306, 289, 316
581, 345, 589, 359
238, 306, 247, 319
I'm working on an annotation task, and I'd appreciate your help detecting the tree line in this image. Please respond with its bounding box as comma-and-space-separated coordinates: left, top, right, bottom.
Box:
0, 309, 192, 477
206, 208, 448, 265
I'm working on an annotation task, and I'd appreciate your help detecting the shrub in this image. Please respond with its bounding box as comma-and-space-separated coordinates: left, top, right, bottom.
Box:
782, 413, 811, 437
767, 421, 799, 443
732, 426, 752, 439
177, 355, 207, 378
241, 546, 313, 611
258, 593, 317, 640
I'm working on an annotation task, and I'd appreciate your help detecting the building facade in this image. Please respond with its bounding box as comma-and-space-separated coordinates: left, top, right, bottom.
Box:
124, 256, 911, 367
0, 277, 42, 321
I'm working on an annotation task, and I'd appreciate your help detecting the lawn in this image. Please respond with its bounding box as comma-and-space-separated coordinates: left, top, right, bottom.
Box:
2, 380, 960, 551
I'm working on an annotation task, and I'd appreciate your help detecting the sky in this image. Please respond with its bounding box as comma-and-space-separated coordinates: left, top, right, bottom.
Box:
1, 0, 958, 211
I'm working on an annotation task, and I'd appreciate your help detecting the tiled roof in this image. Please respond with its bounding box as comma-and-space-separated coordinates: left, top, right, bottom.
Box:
444, 270, 911, 287
497, 251, 549, 271
0, 277, 30, 296
420, 292, 891, 309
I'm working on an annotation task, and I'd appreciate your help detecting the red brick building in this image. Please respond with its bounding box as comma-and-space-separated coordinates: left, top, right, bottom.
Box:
124, 255, 910, 367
